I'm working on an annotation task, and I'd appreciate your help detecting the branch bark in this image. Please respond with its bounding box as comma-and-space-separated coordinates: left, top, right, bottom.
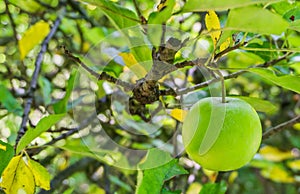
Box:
262, 115, 300, 140
62, 47, 135, 90
176, 53, 290, 96
38, 157, 102, 194
15, 14, 63, 149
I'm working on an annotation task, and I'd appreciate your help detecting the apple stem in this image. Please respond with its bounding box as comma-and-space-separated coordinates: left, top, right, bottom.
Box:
215, 70, 226, 103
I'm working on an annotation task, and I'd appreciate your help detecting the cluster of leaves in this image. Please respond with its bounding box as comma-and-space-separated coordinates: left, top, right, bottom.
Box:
0, 0, 300, 193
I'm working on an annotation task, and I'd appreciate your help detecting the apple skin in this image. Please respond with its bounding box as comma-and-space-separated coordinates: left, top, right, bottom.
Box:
182, 97, 262, 171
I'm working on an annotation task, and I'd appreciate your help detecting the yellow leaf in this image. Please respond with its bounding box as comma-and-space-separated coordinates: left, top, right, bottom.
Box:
186, 182, 202, 194
219, 37, 231, 52
19, 21, 50, 60
0, 155, 35, 194
169, 108, 188, 122
205, 11, 221, 47
293, 123, 300, 130
261, 165, 294, 183
0, 144, 6, 151
259, 146, 294, 162
287, 160, 300, 171
202, 168, 218, 182
28, 159, 51, 190
119, 52, 147, 79
228, 171, 238, 184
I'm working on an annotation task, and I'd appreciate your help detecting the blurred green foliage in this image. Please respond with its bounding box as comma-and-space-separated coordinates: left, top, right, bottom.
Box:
0, 0, 300, 193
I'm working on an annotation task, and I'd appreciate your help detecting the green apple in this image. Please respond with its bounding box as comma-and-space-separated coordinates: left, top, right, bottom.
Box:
182, 97, 262, 171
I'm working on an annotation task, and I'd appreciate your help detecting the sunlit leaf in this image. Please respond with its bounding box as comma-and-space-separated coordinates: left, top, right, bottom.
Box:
226, 51, 265, 68
226, 6, 289, 35
186, 182, 202, 194
228, 171, 238, 184
0, 155, 35, 194
259, 145, 294, 162
136, 149, 188, 194
205, 11, 221, 47
79, 0, 139, 29
148, 0, 175, 24
287, 160, 300, 171
293, 123, 300, 130
202, 168, 218, 182
169, 108, 188, 122
119, 52, 147, 78
28, 159, 50, 190
0, 84, 23, 116
219, 37, 231, 52
261, 164, 294, 183
182, 0, 279, 12
9, 0, 44, 13
19, 21, 50, 60
230, 96, 277, 114
199, 181, 227, 194
0, 141, 14, 176
246, 68, 300, 94
16, 114, 65, 154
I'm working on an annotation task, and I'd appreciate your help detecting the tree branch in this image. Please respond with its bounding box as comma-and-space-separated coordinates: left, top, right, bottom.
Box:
27, 113, 97, 156
38, 157, 102, 194
133, 0, 146, 23
15, 15, 63, 150
62, 46, 135, 90
176, 54, 290, 96
262, 115, 300, 140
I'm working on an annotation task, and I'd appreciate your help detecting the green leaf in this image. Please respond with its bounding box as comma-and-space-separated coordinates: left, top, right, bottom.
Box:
0, 84, 23, 116
53, 69, 77, 114
199, 181, 227, 194
182, 0, 279, 12
246, 68, 300, 94
227, 51, 265, 68
19, 20, 50, 60
9, 0, 44, 13
28, 159, 50, 190
79, 0, 139, 30
0, 155, 35, 194
16, 114, 65, 154
38, 76, 52, 106
289, 20, 300, 32
226, 6, 289, 35
0, 141, 14, 176
148, 0, 175, 24
147, 0, 175, 46
136, 149, 188, 194
230, 96, 277, 114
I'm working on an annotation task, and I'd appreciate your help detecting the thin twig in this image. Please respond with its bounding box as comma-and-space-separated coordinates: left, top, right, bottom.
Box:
262, 115, 300, 140
214, 42, 248, 60
176, 54, 290, 96
38, 158, 102, 194
15, 15, 63, 150
68, 0, 98, 27
62, 47, 135, 90
27, 113, 97, 155
133, 0, 145, 23
177, 70, 243, 95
